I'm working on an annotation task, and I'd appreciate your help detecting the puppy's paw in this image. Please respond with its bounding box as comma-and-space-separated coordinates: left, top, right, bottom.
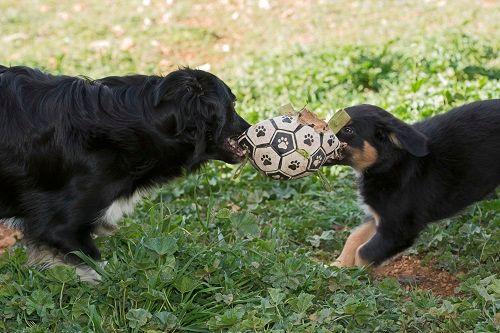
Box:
331, 240, 358, 268
331, 259, 352, 268
332, 245, 373, 269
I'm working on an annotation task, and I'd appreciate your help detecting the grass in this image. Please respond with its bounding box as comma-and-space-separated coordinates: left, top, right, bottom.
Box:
0, 1, 499, 332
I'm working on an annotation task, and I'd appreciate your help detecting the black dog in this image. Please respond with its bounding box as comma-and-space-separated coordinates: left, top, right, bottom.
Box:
325, 100, 500, 267
0, 66, 249, 280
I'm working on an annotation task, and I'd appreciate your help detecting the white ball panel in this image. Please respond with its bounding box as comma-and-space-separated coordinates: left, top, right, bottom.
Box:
322, 133, 340, 156
280, 151, 309, 177
294, 126, 321, 154
266, 170, 292, 180
252, 146, 281, 172
246, 119, 275, 146
273, 115, 300, 131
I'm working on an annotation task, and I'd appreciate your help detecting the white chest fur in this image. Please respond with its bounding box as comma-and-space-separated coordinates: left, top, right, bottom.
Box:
103, 191, 144, 225
360, 202, 381, 226
356, 173, 381, 226
357, 187, 381, 227
94, 190, 146, 236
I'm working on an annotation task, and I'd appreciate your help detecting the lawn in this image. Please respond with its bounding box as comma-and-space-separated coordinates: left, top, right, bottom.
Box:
0, 1, 499, 332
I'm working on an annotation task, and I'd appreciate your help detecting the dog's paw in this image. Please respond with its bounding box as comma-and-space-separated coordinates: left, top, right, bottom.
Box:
92, 222, 119, 237
75, 265, 102, 283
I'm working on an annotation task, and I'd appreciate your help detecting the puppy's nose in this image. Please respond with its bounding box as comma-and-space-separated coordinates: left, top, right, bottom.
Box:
322, 157, 339, 166
323, 142, 348, 165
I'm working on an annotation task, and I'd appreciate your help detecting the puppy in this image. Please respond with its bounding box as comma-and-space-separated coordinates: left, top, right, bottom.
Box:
324, 100, 500, 267
0, 66, 249, 281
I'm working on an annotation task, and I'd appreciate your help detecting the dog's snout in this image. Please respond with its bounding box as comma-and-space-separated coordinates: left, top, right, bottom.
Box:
236, 115, 251, 132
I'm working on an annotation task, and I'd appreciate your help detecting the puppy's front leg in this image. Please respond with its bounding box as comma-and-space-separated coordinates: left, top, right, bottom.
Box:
332, 218, 376, 267
357, 225, 419, 267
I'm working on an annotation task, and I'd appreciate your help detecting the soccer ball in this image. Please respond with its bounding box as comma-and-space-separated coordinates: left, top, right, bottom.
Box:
238, 113, 342, 180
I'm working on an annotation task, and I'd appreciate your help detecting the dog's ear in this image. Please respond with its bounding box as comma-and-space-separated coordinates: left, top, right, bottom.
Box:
381, 117, 429, 157
154, 105, 185, 136
153, 70, 204, 107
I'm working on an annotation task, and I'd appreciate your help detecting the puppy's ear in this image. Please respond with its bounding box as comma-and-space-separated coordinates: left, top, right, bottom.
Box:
382, 117, 429, 157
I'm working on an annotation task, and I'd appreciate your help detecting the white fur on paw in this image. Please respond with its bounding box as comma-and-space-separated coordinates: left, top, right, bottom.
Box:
75, 266, 102, 283
92, 223, 119, 237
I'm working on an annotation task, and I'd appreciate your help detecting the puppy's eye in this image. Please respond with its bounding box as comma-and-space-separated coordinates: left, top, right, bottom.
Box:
342, 126, 355, 135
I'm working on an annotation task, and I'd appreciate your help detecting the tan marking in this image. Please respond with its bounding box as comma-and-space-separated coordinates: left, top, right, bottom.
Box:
349, 141, 378, 171
332, 220, 377, 268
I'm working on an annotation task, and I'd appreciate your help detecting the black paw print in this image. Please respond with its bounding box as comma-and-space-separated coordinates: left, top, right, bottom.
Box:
303, 133, 314, 146
277, 137, 289, 150
312, 155, 323, 167
327, 135, 335, 146
261, 154, 272, 166
288, 160, 300, 171
255, 125, 266, 137
282, 115, 293, 123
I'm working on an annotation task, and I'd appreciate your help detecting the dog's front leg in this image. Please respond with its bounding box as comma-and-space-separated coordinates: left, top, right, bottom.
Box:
24, 206, 104, 282
26, 240, 104, 283
332, 218, 376, 267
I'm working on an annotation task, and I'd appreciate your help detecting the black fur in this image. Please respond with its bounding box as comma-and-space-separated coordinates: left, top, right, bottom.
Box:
0, 66, 249, 266
327, 100, 500, 265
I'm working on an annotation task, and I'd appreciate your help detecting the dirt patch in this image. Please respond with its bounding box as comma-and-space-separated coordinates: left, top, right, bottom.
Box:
373, 255, 463, 297
0, 225, 22, 256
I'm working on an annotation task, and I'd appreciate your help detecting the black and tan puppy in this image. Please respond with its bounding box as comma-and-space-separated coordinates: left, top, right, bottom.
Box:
325, 100, 500, 267
0, 66, 249, 280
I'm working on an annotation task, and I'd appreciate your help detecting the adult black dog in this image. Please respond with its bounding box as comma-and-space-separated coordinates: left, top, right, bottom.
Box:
325, 100, 499, 267
0, 65, 249, 281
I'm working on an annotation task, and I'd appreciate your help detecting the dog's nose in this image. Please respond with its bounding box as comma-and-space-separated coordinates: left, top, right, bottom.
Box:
237, 116, 251, 131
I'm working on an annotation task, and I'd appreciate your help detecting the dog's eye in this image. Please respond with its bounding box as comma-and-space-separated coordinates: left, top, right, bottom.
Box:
186, 126, 197, 136
342, 126, 355, 135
